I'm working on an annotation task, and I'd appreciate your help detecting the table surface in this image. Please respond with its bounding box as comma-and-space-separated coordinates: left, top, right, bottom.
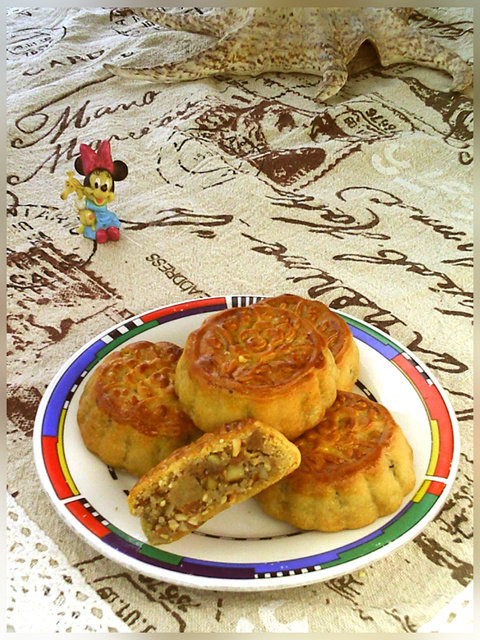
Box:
6, 6, 473, 634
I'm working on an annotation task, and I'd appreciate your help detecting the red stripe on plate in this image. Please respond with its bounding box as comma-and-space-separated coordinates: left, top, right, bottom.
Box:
140, 297, 226, 323
41, 436, 74, 500
427, 480, 446, 496
65, 500, 110, 538
393, 354, 454, 478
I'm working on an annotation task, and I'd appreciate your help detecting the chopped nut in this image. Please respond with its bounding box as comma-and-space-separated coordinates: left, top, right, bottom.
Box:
225, 464, 245, 482
206, 476, 218, 490
231, 438, 242, 457
175, 513, 188, 521
258, 467, 269, 480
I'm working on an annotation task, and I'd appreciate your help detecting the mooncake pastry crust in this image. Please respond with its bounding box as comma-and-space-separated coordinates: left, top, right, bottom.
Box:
127, 418, 301, 544
256, 391, 416, 532
77, 341, 199, 477
174, 303, 339, 440
257, 293, 359, 391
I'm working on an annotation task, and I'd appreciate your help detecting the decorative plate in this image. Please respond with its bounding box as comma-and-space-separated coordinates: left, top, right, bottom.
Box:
33, 295, 459, 591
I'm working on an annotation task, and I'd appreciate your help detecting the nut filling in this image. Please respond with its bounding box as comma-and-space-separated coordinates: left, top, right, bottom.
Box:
137, 440, 277, 543
127, 420, 301, 545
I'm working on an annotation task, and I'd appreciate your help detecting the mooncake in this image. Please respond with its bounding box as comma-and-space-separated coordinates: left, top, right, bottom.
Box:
174, 303, 339, 439
256, 294, 359, 391
77, 341, 200, 477
256, 391, 415, 531
127, 418, 301, 544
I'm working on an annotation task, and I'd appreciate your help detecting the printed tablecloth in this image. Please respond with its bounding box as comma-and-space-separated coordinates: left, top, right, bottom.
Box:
6, 6, 473, 633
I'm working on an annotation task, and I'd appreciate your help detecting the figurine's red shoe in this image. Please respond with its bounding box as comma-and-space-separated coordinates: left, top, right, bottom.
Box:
106, 226, 120, 241
96, 229, 108, 243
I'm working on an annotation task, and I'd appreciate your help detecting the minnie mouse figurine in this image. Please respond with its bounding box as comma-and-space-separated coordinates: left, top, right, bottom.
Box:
60, 140, 128, 243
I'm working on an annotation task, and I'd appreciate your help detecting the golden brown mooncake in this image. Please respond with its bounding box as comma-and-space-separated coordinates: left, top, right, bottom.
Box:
77, 341, 200, 477
127, 418, 301, 544
174, 303, 339, 440
256, 391, 416, 532
256, 294, 359, 391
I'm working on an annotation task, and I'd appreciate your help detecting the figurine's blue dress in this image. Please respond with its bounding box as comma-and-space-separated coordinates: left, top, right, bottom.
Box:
82, 199, 121, 239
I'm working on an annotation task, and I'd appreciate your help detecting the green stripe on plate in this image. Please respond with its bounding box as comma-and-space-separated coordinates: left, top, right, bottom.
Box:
320, 493, 438, 569
342, 315, 400, 350
109, 524, 183, 566
86, 320, 160, 370
140, 543, 184, 566
108, 523, 143, 548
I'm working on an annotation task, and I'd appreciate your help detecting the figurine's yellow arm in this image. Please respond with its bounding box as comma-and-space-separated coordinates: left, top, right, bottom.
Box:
60, 171, 85, 200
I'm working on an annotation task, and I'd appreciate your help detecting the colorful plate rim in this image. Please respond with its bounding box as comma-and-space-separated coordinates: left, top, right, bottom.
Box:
33, 295, 460, 591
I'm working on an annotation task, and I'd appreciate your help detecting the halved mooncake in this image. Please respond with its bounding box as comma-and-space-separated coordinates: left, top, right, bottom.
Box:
127, 418, 301, 544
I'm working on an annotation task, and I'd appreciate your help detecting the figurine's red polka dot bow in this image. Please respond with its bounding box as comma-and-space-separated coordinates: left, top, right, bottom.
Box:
79, 140, 114, 175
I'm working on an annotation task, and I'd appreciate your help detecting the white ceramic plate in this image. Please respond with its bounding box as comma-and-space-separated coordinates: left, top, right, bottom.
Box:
33, 295, 459, 591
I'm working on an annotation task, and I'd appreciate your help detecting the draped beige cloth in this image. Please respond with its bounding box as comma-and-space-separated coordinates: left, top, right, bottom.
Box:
6, 6, 473, 633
